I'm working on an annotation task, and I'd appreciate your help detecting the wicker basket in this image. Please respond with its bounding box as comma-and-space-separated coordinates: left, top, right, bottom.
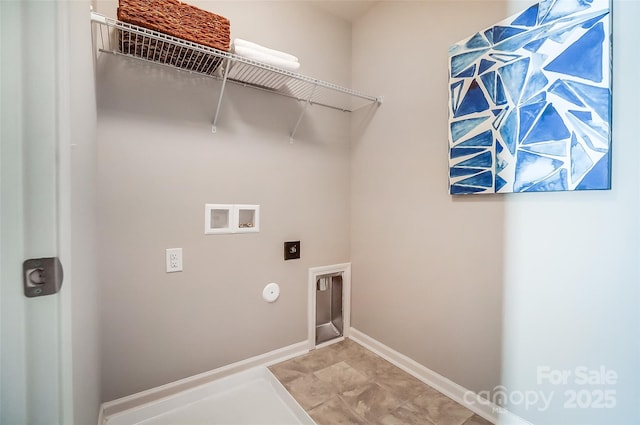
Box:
117, 0, 230, 51
117, 30, 225, 75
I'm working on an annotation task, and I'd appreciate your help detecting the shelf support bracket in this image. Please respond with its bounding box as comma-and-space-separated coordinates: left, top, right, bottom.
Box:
289, 83, 318, 143
212, 60, 231, 134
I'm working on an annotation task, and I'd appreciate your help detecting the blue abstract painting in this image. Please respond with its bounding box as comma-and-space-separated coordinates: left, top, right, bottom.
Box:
448, 0, 611, 194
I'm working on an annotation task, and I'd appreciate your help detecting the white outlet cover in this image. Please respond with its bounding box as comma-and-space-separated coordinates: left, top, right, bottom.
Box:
262, 283, 280, 303
166, 248, 183, 273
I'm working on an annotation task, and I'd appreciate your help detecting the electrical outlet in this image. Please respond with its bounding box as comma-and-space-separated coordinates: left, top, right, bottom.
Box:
166, 248, 183, 273
284, 241, 300, 260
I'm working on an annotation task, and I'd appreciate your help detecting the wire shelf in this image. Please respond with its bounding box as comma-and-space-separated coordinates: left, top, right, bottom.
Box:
91, 11, 381, 137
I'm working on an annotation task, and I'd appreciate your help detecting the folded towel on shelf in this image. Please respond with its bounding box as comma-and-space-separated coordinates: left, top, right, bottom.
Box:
233, 38, 299, 63
233, 44, 301, 72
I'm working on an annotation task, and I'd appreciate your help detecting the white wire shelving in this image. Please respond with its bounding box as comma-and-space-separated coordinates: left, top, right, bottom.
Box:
90, 11, 382, 140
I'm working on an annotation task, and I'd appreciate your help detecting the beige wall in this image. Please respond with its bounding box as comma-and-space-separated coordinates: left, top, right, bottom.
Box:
352, 2, 640, 423
96, 0, 509, 402
95, 1, 353, 401
350, 1, 508, 394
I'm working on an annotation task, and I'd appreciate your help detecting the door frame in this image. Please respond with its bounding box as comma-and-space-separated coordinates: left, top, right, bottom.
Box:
0, 1, 75, 423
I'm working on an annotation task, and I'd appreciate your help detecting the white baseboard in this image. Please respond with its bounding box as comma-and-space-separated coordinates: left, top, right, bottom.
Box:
99, 341, 309, 423
98, 331, 532, 425
349, 328, 531, 425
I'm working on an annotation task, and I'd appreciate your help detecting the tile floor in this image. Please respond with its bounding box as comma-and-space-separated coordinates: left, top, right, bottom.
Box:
269, 338, 492, 425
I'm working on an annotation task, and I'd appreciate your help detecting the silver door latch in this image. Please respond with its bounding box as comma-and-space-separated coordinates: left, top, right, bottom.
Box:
23, 257, 63, 298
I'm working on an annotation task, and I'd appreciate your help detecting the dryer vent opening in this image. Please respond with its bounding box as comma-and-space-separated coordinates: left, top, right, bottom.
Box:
315, 272, 343, 345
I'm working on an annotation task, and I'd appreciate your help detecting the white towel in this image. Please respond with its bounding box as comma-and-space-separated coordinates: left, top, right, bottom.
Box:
233, 38, 299, 63
233, 45, 301, 72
